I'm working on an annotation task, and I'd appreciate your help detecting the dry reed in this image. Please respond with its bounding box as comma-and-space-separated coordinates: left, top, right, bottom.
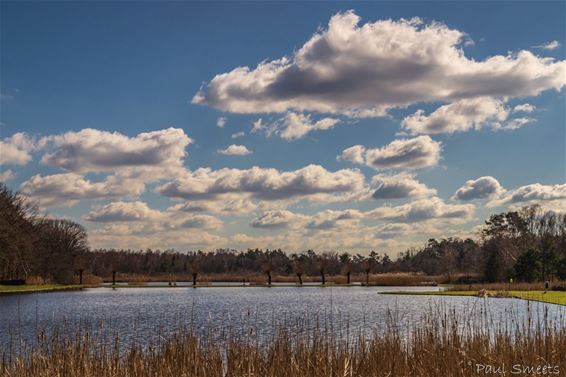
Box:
2, 304, 565, 377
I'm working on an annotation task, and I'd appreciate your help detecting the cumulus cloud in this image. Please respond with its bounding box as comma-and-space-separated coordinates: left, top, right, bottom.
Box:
250, 210, 301, 228
267, 112, 340, 140
169, 197, 257, 214
250, 200, 472, 243
0, 133, 37, 166
179, 215, 223, 230
533, 40, 561, 51
0, 170, 14, 182
492, 117, 533, 131
156, 164, 365, 202
251, 119, 264, 133
40, 127, 192, 173
367, 197, 475, 223
337, 145, 366, 164
305, 209, 363, 230
489, 183, 566, 208
251, 208, 363, 230
20, 173, 145, 207
365, 136, 442, 170
371, 173, 437, 199
89, 224, 224, 251
84, 200, 223, 233
229, 227, 402, 255
452, 176, 505, 201
193, 11, 565, 117
217, 144, 252, 155
216, 117, 227, 128
339, 136, 441, 170
83, 201, 163, 222
375, 223, 414, 239
513, 103, 535, 113
231, 131, 245, 139
402, 97, 509, 134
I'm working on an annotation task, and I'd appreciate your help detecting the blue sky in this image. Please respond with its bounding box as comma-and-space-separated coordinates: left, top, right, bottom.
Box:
1, 1, 565, 254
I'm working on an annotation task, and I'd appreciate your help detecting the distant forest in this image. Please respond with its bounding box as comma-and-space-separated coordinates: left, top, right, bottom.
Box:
1, 183, 565, 284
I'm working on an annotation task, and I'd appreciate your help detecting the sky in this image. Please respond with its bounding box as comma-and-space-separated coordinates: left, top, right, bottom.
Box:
1, 1, 565, 255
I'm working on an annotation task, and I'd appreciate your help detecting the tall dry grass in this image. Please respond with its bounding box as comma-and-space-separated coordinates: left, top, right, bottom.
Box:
2, 305, 565, 377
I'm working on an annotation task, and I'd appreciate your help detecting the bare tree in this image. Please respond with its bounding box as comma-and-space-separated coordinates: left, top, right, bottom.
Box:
36, 219, 88, 284
293, 261, 304, 285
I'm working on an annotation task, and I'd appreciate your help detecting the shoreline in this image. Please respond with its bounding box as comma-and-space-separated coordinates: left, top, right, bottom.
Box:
0, 282, 443, 295
3, 284, 565, 307
380, 290, 566, 306
0, 284, 85, 295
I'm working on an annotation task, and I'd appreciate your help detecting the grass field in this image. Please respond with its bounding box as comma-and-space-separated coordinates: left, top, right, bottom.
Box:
381, 289, 566, 306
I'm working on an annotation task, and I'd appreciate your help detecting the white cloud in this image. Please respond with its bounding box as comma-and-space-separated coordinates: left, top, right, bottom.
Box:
0, 170, 14, 182
89, 224, 224, 251
20, 173, 144, 207
84, 200, 223, 233
533, 40, 561, 51
228, 228, 401, 255
375, 223, 414, 239
216, 117, 227, 128
169, 197, 257, 214
193, 11, 566, 117
250, 208, 364, 231
0, 133, 37, 166
156, 164, 366, 202
339, 136, 442, 170
366, 136, 441, 170
513, 103, 535, 113
402, 97, 509, 134
371, 173, 437, 199
367, 197, 475, 223
231, 131, 245, 139
492, 117, 533, 131
250, 210, 302, 228
274, 112, 339, 140
217, 144, 252, 155
337, 145, 366, 164
490, 183, 566, 207
251, 119, 264, 133
179, 215, 223, 230
452, 176, 505, 201
40, 127, 192, 174
247, 202, 474, 253
305, 209, 363, 230
83, 201, 162, 222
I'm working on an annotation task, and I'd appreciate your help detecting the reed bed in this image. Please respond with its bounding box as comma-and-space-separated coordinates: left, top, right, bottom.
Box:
2, 304, 566, 377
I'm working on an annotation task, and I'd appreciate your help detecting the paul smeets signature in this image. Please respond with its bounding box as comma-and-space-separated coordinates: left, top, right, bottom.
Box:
474, 363, 560, 375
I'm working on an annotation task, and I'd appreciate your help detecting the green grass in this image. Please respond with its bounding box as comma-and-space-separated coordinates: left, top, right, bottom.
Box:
0, 284, 83, 294
511, 290, 566, 306
381, 290, 477, 297
380, 289, 566, 306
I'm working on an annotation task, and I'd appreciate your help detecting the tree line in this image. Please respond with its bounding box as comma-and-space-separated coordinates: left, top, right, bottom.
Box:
1, 183, 565, 284
0, 184, 88, 284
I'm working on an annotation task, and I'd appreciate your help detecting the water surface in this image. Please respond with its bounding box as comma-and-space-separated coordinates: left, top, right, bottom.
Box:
1, 285, 563, 351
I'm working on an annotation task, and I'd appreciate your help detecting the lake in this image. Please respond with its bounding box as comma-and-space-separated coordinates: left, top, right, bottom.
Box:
1, 286, 564, 352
